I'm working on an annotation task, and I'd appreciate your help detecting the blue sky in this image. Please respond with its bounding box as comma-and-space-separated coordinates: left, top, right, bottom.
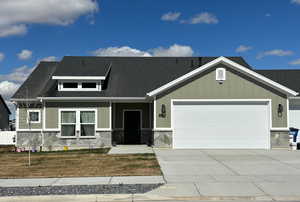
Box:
0, 0, 300, 109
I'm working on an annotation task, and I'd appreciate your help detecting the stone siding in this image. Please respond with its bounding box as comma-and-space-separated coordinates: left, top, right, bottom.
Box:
153, 131, 172, 148
17, 131, 112, 151
271, 131, 290, 148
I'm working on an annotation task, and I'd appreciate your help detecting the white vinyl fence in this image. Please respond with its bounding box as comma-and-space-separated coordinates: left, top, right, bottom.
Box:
0, 131, 16, 145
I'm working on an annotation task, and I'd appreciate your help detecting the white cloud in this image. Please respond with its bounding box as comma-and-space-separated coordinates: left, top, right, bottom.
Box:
291, 0, 300, 5
0, 65, 34, 83
0, 52, 4, 61
265, 13, 271, 17
0, 24, 27, 37
92, 44, 194, 57
161, 12, 181, 21
17, 49, 32, 60
289, 58, 300, 65
151, 44, 194, 56
182, 12, 219, 24
0, 81, 20, 100
236, 45, 252, 53
257, 49, 294, 59
92, 46, 152, 57
0, 81, 20, 117
0, 0, 98, 37
40, 56, 58, 62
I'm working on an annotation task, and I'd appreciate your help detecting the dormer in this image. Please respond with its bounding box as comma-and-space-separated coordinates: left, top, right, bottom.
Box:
51, 56, 112, 92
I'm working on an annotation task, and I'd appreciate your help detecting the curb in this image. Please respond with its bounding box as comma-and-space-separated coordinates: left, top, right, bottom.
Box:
1, 194, 300, 202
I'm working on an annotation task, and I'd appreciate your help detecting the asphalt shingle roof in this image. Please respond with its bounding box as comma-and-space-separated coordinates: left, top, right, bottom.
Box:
256, 69, 300, 95
53, 56, 111, 77
16, 56, 299, 100
12, 61, 59, 99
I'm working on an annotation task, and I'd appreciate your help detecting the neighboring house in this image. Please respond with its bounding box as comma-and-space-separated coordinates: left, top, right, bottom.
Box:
11, 56, 300, 150
0, 95, 11, 131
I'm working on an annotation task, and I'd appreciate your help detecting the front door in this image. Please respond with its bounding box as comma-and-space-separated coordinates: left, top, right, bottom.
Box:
124, 111, 141, 144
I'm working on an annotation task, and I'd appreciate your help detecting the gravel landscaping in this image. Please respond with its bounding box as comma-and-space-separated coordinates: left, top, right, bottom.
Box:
0, 184, 163, 197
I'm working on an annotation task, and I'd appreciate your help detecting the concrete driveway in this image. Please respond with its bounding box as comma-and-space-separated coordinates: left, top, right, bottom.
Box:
153, 149, 300, 200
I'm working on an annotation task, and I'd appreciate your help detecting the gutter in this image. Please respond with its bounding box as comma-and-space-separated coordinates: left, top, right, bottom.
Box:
10, 98, 39, 102
36, 97, 149, 101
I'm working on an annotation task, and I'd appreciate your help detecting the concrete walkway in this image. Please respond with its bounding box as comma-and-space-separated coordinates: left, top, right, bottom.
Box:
0, 176, 164, 187
153, 148, 300, 200
108, 145, 154, 154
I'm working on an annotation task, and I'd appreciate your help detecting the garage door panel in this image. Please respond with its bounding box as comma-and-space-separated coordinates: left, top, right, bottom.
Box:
173, 101, 270, 149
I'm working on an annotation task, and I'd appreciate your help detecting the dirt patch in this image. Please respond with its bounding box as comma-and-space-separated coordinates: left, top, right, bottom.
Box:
0, 149, 162, 178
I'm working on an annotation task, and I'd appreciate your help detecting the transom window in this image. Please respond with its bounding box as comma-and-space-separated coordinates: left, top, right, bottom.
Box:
62, 82, 78, 88
27, 110, 40, 123
59, 81, 101, 91
60, 109, 96, 137
82, 82, 97, 89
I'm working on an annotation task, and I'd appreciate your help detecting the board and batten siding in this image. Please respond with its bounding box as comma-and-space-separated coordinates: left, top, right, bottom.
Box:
155, 65, 288, 128
18, 107, 43, 129
45, 102, 110, 129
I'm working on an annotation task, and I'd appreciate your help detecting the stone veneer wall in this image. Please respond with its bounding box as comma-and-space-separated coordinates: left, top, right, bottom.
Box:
17, 131, 112, 151
153, 130, 290, 149
271, 131, 290, 148
153, 131, 172, 148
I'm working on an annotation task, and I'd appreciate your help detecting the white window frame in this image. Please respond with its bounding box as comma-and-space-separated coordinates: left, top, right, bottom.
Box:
58, 80, 102, 92
58, 108, 97, 138
27, 110, 41, 124
60, 110, 77, 138
79, 110, 97, 138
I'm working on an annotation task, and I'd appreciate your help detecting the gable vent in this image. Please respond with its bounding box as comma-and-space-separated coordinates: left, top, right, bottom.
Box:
216, 68, 226, 82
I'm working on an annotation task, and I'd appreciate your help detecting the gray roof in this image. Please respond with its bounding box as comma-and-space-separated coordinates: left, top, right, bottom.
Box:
256, 69, 300, 95
16, 56, 297, 99
12, 61, 59, 99
0, 95, 11, 114
53, 56, 111, 77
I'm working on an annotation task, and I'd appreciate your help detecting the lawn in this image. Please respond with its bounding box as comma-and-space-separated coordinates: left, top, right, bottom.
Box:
0, 148, 162, 178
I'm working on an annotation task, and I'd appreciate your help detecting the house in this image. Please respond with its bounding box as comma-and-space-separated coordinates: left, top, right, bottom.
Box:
11, 56, 300, 150
0, 95, 11, 131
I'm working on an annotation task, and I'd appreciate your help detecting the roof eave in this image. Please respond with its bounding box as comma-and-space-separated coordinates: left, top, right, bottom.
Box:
52, 76, 106, 80
37, 97, 150, 101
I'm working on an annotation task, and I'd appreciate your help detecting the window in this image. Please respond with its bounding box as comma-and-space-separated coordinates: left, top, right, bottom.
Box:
61, 111, 76, 137
80, 111, 95, 136
60, 109, 96, 137
28, 110, 40, 123
63, 82, 78, 88
82, 82, 97, 89
59, 82, 101, 91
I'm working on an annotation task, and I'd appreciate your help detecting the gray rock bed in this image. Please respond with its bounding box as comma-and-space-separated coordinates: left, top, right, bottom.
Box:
0, 184, 163, 197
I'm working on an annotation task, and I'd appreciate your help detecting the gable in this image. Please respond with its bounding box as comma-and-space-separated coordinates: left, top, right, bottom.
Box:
155, 65, 288, 128
147, 57, 298, 97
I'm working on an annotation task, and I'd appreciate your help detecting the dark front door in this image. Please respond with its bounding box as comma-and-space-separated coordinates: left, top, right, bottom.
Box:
124, 111, 141, 144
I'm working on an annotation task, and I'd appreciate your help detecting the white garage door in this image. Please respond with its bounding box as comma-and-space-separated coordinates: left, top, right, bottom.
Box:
172, 100, 270, 149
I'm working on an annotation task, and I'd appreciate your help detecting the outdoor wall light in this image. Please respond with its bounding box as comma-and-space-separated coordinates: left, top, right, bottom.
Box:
278, 104, 283, 117
160, 104, 166, 118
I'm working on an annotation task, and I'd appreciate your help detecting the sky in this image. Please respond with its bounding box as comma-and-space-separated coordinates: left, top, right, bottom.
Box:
0, 0, 300, 114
